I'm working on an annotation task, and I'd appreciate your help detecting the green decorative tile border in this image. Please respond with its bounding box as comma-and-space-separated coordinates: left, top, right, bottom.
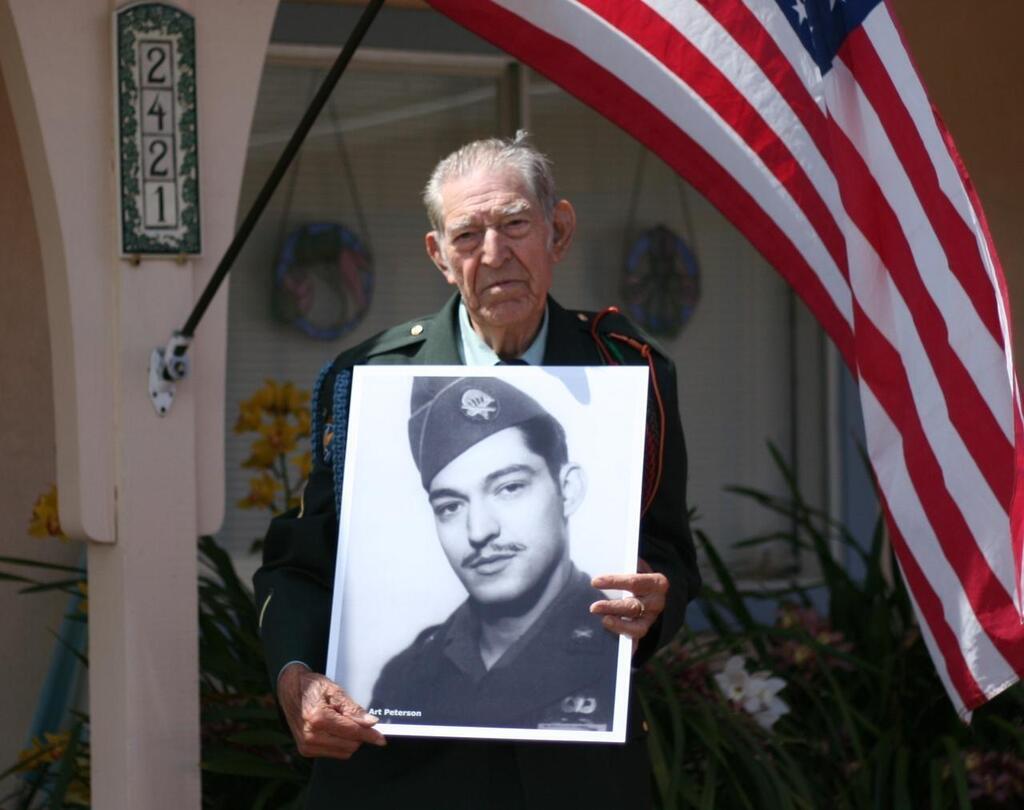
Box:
116, 2, 200, 255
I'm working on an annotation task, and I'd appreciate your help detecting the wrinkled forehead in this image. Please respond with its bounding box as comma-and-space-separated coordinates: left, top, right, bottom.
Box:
437, 166, 538, 227
444, 201, 533, 236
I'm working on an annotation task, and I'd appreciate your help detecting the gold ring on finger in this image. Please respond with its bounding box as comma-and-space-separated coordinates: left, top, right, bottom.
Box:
633, 598, 645, 619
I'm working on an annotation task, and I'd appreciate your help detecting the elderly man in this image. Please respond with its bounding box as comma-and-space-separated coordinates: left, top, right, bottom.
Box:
369, 375, 618, 731
254, 132, 699, 809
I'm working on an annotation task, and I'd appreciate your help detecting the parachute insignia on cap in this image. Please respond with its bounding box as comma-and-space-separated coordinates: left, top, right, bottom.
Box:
460, 388, 498, 421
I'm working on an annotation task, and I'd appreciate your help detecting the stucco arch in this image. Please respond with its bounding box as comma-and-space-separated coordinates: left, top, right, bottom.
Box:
0, 2, 280, 806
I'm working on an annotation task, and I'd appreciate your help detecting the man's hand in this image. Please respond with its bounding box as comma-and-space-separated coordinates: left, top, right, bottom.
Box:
589, 559, 668, 653
277, 663, 387, 760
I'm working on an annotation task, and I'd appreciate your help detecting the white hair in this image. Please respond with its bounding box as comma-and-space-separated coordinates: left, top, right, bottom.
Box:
422, 130, 558, 233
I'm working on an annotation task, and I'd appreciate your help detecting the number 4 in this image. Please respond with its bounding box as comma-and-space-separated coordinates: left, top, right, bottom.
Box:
147, 94, 167, 131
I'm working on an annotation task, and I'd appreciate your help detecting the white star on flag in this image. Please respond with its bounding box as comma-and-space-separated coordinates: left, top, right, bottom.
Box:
793, 0, 809, 25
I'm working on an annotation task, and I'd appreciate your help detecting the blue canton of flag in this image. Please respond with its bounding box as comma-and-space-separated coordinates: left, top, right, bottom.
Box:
775, 0, 881, 72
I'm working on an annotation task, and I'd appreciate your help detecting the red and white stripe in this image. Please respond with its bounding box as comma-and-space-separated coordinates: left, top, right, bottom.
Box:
426, 0, 1024, 715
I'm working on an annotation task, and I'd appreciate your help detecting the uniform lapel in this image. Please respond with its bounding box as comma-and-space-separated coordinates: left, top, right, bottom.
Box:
415, 294, 463, 365
542, 298, 604, 366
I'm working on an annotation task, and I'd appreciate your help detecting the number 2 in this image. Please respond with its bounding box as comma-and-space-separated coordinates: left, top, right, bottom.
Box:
148, 140, 170, 177
146, 46, 168, 84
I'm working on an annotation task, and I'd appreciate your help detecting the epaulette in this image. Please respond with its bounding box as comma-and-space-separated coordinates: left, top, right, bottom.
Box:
308, 313, 436, 514
410, 622, 444, 651
330, 312, 436, 370
585, 306, 671, 366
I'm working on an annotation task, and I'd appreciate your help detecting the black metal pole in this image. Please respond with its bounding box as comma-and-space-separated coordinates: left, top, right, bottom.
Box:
180, 0, 385, 338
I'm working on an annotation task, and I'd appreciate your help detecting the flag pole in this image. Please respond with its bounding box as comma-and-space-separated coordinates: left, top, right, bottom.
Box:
149, 0, 386, 413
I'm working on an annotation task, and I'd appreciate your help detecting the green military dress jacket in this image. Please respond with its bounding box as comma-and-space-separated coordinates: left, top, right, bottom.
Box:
254, 294, 699, 810
369, 566, 618, 731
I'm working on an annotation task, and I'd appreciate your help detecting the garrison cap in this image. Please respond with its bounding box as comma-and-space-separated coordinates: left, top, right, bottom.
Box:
409, 376, 549, 488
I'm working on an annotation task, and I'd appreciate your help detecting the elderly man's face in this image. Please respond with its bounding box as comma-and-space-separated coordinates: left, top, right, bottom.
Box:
426, 166, 575, 332
427, 426, 581, 605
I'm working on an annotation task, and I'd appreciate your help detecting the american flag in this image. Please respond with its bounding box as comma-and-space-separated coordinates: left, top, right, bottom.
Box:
425, 0, 1024, 715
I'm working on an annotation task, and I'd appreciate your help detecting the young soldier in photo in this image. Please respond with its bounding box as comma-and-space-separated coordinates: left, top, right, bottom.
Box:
254, 132, 700, 809
368, 375, 617, 731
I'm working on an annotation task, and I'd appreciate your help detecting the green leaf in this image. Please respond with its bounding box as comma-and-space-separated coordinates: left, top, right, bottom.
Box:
698, 757, 717, 810
694, 531, 766, 655
251, 779, 286, 810
0, 556, 86, 574
19, 577, 86, 595
223, 728, 293, 746
941, 737, 971, 810
46, 629, 89, 670
201, 752, 304, 782
892, 747, 912, 810
639, 689, 672, 805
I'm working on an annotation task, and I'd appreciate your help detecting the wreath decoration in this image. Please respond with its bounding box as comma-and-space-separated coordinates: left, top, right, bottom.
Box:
621, 224, 701, 338
272, 222, 373, 342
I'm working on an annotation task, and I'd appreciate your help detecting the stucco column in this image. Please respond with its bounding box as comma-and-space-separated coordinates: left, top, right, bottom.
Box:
0, 1, 278, 807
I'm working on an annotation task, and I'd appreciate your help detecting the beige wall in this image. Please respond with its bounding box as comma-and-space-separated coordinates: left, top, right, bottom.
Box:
891, 0, 1024, 363
0, 67, 79, 770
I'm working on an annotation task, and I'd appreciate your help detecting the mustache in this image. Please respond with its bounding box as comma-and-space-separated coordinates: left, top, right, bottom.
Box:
462, 543, 527, 569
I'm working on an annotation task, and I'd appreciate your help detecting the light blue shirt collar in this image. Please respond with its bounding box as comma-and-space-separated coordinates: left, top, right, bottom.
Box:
457, 300, 549, 366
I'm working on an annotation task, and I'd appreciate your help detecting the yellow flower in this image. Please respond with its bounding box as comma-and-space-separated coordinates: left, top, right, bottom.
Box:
28, 484, 66, 541
293, 450, 312, 483
238, 472, 281, 511
251, 379, 280, 412
16, 731, 71, 772
277, 381, 310, 415
241, 438, 278, 470
259, 416, 301, 456
234, 397, 264, 434
243, 380, 312, 416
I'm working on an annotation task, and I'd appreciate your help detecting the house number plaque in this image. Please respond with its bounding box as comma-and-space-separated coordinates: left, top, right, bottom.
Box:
116, 2, 200, 256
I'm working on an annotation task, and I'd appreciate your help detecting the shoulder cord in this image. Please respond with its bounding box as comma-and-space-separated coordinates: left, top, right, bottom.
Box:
310, 360, 333, 468
308, 360, 353, 516
590, 306, 667, 516
329, 370, 353, 515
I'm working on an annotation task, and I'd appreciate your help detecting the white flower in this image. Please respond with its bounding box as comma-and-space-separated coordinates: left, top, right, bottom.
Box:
747, 672, 790, 729
714, 656, 791, 731
753, 698, 790, 730
714, 655, 751, 703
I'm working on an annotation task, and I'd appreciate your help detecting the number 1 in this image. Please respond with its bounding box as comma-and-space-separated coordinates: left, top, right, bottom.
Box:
155, 185, 167, 223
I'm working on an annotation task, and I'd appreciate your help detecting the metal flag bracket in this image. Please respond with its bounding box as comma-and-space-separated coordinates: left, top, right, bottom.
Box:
148, 332, 192, 416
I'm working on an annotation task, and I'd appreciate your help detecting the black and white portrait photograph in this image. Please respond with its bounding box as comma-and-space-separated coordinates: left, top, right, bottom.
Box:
325, 365, 649, 743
